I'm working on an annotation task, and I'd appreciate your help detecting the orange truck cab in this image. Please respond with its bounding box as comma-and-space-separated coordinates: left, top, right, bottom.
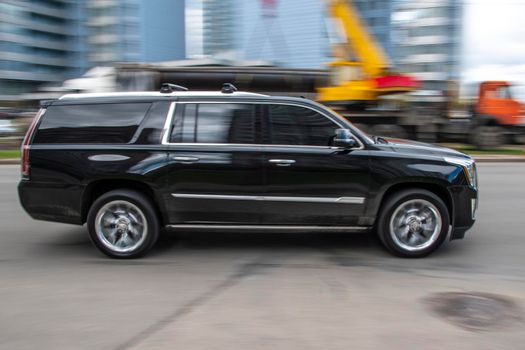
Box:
467, 81, 525, 148
475, 81, 525, 126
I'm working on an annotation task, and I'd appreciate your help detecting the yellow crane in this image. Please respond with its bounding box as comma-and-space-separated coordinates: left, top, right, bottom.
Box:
317, 0, 418, 109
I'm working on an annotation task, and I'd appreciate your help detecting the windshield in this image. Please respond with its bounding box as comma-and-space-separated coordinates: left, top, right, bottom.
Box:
510, 85, 525, 102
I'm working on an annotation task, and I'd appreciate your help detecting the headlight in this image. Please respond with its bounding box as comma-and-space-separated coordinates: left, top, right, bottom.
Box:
444, 157, 477, 189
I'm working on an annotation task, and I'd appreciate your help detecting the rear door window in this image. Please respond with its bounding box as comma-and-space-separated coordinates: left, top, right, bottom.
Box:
34, 102, 151, 144
170, 103, 256, 144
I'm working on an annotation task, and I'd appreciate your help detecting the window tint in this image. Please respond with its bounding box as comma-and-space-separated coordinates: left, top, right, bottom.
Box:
34, 103, 151, 144
266, 105, 339, 146
135, 102, 171, 144
170, 103, 255, 144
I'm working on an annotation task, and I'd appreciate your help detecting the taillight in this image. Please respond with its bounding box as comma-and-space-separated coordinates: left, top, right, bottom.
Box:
21, 108, 45, 178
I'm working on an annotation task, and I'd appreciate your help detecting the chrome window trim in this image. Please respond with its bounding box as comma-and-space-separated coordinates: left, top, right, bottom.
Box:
161, 102, 177, 145
160, 100, 365, 150
171, 193, 365, 204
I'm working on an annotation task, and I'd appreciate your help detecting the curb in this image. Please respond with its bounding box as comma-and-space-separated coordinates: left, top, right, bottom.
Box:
0, 159, 20, 165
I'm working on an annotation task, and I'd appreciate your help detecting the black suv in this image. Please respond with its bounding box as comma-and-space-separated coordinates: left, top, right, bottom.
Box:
18, 84, 478, 258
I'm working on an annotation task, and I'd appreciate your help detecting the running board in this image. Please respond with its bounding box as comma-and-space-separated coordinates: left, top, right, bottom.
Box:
165, 224, 370, 232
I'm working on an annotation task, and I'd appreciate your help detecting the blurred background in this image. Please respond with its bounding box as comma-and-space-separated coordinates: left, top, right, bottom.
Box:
1, 0, 525, 155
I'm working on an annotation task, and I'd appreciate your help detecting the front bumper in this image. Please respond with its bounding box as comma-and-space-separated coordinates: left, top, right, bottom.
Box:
450, 185, 478, 240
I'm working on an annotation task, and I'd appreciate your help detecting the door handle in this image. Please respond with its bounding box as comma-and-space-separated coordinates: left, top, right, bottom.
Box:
172, 156, 200, 164
269, 159, 296, 166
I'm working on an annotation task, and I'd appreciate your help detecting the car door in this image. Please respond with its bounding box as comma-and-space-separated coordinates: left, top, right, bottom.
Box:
260, 102, 370, 226
163, 101, 264, 224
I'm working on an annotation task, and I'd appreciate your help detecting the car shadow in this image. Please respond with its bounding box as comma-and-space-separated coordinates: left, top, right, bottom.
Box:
33, 226, 474, 276
34, 226, 384, 260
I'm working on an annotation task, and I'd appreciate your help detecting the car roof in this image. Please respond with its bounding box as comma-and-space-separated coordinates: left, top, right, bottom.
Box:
59, 91, 269, 100
49, 91, 316, 106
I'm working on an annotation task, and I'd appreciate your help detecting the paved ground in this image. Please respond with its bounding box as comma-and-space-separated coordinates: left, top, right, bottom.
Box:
0, 164, 524, 350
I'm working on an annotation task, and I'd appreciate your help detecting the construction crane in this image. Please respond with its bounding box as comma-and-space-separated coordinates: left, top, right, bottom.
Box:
317, 0, 418, 109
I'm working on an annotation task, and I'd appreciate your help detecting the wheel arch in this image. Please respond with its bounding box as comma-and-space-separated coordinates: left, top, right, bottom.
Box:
476, 114, 500, 126
373, 181, 454, 227
81, 179, 165, 225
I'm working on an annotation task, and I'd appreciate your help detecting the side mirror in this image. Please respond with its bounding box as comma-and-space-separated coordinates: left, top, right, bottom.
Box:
333, 129, 359, 148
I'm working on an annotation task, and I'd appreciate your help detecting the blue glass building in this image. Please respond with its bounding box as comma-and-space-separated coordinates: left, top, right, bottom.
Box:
0, 0, 87, 94
353, 0, 394, 60
86, 0, 186, 65
0, 0, 186, 95
203, 0, 394, 69
392, 0, 463, 91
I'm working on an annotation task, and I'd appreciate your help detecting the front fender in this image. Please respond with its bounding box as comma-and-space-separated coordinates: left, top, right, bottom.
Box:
365, 153, 465, 225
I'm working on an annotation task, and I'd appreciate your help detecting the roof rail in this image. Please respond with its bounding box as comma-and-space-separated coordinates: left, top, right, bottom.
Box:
160, 83, 188, 93
221, 83, 237, 94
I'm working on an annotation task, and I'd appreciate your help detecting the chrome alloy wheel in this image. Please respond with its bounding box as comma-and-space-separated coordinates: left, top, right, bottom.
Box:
389, 199, 442, 252
94, 200, 148, 253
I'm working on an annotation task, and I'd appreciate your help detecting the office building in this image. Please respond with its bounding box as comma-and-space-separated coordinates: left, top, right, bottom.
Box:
0, 0, 186, 95
86, 0, 186, 65
353, 0, 394, 59
202, 0, 235, 56
0, 0, 87, 95
237, 0, 330, 68
203, 0, 330, 68
392, 0, 463, 91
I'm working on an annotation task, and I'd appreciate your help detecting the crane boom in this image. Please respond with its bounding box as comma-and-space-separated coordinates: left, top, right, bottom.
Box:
328, 0, 388, 77
317, 0, 418, 106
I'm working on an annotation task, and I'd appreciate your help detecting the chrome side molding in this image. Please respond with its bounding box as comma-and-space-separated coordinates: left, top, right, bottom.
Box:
171, 193, 365, 204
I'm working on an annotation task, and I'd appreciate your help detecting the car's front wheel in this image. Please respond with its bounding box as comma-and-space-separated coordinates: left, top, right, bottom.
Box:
377, 189, 450, 258
87, 189, 160, 258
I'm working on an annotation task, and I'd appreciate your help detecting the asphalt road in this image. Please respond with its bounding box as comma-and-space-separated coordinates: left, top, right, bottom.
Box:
0, 163, 524, 350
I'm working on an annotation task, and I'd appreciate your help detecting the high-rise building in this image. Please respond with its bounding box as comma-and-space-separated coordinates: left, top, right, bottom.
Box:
86, 0, 186, 65
0, 0, 87, 95
392, 0, 462, 91
202, 0, 235, 56
238, 0, 329, 68
203, 0, 330, 68
353, 0, 394, 60
0, 0, 186, 95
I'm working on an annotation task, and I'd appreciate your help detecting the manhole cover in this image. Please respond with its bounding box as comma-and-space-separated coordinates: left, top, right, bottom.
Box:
425, 292, 522, 331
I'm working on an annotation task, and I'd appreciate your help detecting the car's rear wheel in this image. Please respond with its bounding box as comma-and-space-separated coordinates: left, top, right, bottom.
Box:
377, 189, 450, 258
87, 189, 159, 258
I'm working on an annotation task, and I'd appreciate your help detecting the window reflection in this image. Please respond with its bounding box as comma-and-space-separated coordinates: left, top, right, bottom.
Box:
267, 105, 338, 146
171, 103, 255, 144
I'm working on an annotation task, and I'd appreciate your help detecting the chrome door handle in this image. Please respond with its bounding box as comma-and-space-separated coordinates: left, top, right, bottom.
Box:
269, 159, 296, 166
172, 156, 200, 164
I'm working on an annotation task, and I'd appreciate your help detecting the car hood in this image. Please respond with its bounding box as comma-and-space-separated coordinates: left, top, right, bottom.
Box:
378, 137, 471, 160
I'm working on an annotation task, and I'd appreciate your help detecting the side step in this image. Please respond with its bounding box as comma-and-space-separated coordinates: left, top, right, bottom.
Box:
165, 225, 371, 233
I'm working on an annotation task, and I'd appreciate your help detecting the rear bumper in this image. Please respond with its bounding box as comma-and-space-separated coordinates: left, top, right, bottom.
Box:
18, 180, 83, 225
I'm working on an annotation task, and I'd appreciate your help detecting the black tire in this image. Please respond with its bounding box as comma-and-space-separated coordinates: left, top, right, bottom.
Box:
416, 123, 438, 143
470, 125, 506, 150
370, 124, 408, 139
87, 189, 160, 259
353, 123, 369, 135
377, 189, 450, 258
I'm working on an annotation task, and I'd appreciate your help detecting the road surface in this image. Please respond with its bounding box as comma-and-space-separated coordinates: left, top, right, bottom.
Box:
0, 164, 524, 349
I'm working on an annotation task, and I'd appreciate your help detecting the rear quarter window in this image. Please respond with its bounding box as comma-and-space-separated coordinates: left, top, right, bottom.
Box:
33, 102, 151, 144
